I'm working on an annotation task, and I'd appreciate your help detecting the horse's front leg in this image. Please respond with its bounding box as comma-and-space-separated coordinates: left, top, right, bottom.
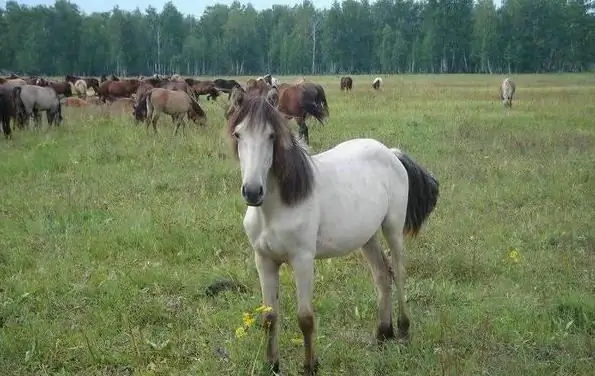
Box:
254, 252, 281, 374
297, 118, 309, 145
291, 254, 319, 375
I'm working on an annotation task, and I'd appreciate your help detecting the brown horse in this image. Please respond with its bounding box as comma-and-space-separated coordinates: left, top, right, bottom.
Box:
138, 88, 206, 135
47, 81, 73, 97
134, 80, 197, 121
340, 76, 353, 91
185, 78, 220, 101
276, 83, 328, 145
98, 79, 140, 103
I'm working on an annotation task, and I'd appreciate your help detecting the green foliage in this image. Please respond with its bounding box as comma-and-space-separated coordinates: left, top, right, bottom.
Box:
1, 0, 594, 75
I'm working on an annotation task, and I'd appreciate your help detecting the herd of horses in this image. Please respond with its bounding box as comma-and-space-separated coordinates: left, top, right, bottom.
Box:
0, 73, 397, 142
0, 71, 517, 375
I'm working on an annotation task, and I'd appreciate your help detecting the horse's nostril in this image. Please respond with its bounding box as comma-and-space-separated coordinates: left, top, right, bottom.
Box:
241, 185, 247, 197
258, 186, 263, 195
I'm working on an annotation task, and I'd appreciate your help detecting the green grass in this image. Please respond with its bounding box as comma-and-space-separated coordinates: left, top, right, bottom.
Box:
1, 74, 594, 375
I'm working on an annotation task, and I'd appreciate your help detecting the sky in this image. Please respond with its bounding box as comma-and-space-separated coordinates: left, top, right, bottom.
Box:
8, 0, 503, 18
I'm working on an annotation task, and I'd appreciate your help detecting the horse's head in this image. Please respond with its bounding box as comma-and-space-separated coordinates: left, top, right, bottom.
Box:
188, 98, 207, 126
228, 95, 302, 207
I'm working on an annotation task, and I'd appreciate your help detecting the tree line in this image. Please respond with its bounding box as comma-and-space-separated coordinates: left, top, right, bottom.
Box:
0, 0, 594, 77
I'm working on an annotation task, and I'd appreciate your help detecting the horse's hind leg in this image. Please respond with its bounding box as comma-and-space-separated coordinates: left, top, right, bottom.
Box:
382, 216, 411, 342
361, 234, 395, 342
33, 109, 42, 128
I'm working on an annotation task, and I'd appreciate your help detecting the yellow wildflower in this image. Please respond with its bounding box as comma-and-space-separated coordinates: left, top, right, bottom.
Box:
255, 305, 273, 313
243, 312, 256, 328
235, 326, 246, 339
508, 248, 520, 263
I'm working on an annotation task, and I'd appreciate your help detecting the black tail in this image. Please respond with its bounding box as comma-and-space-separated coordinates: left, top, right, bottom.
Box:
0, 97, 12, 138
302, 99, 326, 126
395, 151, 439, 236
12, 86, 22, 107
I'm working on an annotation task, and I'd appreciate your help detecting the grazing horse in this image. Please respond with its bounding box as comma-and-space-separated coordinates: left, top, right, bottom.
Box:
500, 78, 516, 108
272, 82, 328, 145
185, 78, 220, 101
214, 78, 242, 99
138, 87, 206, 135
226, 95, 439, 376
299, 82, 329, 117
372, 77, 383, 90
13, 85, 63, 127
340, 76, 353, 91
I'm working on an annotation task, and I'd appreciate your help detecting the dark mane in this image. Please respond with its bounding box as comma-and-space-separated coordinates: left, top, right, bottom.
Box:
227, 95, 315, 206
189, 96, 206, 117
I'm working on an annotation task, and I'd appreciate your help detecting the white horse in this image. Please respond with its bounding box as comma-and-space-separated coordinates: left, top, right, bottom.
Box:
372, 76, 383, 90
500, 77, 516, 108
226, 96, 439, 375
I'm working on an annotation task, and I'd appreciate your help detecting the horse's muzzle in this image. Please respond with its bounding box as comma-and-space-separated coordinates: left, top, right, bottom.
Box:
241, 184, 264, 206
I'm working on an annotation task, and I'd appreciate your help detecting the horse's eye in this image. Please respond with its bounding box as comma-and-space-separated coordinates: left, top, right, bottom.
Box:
269, 133, 276, 141
233, 132, 240, 140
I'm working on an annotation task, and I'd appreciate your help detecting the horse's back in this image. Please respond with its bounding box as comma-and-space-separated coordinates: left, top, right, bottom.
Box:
150, 88, 190, 113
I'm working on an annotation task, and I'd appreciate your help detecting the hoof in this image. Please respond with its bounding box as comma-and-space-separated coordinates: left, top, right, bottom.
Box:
302, 358, 319, 376
267, 361, 280, 375
376, 321, 396, 343
397, 317, 411, 344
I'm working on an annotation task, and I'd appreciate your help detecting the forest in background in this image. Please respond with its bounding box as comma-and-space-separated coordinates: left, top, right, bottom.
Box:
0, 0, 594, 76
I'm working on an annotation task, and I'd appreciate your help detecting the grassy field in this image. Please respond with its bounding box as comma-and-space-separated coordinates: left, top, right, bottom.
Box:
0, 74, 594, 376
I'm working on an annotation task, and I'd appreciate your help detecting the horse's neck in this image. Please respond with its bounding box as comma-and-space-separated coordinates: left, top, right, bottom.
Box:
258, 174, 284, 221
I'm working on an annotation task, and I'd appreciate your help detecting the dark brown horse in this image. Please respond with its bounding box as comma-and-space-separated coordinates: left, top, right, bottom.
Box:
276, 83, 328, 145
214, 78, 242, 99
340, 76, 353, 91
185, 78, 220, 101
98, 78, 140, 103
47, 81, 73, 97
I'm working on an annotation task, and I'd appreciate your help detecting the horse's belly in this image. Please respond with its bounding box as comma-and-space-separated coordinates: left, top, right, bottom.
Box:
315, 197, 387, 259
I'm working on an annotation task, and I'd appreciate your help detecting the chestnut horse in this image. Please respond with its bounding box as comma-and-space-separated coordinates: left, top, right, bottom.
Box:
98, 78, 140, 103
